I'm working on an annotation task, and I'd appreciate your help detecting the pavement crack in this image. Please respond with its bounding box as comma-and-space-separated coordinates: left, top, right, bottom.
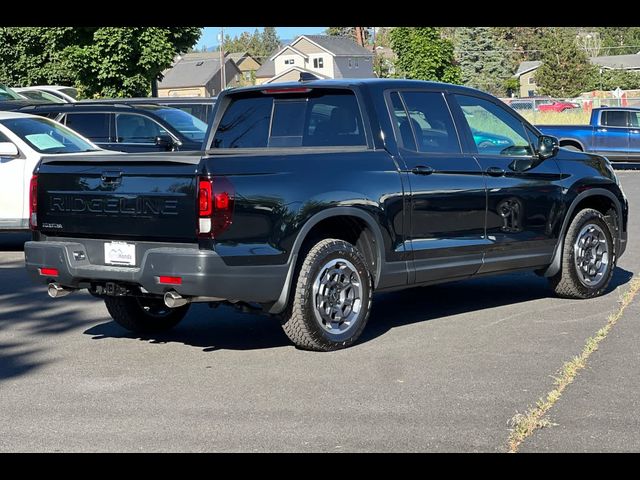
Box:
505, 277, 640, 453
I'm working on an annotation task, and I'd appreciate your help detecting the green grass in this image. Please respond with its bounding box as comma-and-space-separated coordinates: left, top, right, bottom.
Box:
506, 277, 640, 453
521, 110, 591, 125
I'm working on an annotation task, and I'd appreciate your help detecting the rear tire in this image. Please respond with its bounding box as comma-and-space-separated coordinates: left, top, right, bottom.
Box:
104, 296, 189, 333
549, 208, 616, 299
280, 239, 372, 351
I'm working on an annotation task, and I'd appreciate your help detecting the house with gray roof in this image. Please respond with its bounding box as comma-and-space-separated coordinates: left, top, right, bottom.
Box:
263, 34, 375, 84
224, 52, 261, 85
157, 53, 241, 98
591, 54, 640, 71
255, 59, 276, 85
514, 54, 640, 97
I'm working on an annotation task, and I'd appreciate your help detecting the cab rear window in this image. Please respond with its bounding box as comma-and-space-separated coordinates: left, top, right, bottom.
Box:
212, 89, 366, 149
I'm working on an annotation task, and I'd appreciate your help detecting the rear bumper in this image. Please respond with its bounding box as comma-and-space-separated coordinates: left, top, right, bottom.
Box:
24, 239, 289, 303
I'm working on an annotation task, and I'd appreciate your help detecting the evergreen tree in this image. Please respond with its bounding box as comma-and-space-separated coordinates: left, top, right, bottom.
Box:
325, 27, 371, 43
454, 27, 514, 96
390, 27, 461, 83
223, 28, 280, 62
534, 28, 595, 97
597, 27, 640, 55
262, 27, 280, 57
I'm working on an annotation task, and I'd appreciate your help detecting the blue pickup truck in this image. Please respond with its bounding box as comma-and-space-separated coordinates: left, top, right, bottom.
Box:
537, 107, 640, 162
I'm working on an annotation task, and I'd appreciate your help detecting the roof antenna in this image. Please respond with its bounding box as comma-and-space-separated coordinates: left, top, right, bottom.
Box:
299, 72, 320, 82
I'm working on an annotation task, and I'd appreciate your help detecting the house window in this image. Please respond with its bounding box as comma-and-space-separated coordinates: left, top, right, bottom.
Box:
313, 57, 324, 69
348, 58, 352, 68
355, 58, 359, 68
284, 59, 295, 65
528, 90, 535, 97
527, 76, 536, 85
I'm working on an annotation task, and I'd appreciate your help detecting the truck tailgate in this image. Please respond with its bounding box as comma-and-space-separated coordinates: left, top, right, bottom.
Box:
36, 155, 199, 243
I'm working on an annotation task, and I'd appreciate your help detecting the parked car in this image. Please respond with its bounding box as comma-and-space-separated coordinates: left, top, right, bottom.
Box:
80, 96, 216, 123
15, 89, 66, 104
0, 84, 24, 101
25, 79, 628, 351
537, 107, 640, 161
507, 97, 553, 112
15, 86, 78, 103
0, 111, 112, 231
19, 103, 208, 152
537, 100, 581, 113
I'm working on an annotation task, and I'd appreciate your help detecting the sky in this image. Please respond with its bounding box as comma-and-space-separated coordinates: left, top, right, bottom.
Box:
196, 27, 328, 50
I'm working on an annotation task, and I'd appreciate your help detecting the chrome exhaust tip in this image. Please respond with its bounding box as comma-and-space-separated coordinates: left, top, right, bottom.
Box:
164, 290, 189, 308
48, 283, 73, 298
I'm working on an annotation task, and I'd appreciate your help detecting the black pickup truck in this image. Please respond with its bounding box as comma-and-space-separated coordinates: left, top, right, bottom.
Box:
25, 79, 629, 351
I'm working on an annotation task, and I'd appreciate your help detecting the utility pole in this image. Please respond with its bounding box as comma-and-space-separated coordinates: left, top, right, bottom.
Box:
354, 27, 365, 47
219, 27, 226, 95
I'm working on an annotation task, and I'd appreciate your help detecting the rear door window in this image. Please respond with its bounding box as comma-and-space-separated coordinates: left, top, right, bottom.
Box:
115, 113, 169, 144
64, 113, 111, 143
392, 91, 460, 154
601, 110, 629, 127
212, 89, 366, 149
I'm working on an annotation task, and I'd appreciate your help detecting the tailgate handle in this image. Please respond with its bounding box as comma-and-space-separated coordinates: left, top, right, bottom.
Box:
101, 171, 122, 183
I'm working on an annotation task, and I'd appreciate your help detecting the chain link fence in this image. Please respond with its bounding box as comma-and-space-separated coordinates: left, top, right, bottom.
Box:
499, 90, 640, 125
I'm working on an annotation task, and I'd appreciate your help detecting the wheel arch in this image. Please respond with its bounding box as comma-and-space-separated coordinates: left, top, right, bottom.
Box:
558, 138, 585, 151
543, 188, 623, 277
269, 207, 386, 314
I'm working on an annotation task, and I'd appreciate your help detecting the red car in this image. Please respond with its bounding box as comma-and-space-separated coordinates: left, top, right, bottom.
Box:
537, 100, 581, 112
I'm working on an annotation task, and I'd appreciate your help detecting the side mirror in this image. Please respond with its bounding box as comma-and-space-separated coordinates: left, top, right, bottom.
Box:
0, 142, 19, 157
537, 134, 559, 160
155, 135, 176, 151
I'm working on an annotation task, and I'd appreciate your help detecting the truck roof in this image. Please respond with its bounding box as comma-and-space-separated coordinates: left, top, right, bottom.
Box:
593, 106, 640, 112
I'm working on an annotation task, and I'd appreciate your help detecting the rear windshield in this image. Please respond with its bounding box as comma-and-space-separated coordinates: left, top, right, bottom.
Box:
59, 87, 78, 99
212, 88, 366, 149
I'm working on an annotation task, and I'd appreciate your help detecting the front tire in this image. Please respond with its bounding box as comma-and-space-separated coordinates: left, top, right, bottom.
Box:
280, 239, 373, 351
549, 208, 616, 299
104, 296, 190, 333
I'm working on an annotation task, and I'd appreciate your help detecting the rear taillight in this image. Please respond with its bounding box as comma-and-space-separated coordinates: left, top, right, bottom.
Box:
198, 177, 234, 238
158, 276, 182, 285
29, 174, 38, 230
39, 267, 58, 276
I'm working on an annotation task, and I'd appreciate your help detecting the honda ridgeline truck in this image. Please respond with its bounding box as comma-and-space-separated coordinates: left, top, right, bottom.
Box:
25, 79, 628, 351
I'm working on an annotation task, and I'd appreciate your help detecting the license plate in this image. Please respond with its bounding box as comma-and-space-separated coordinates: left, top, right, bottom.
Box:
104, 242, 136, 266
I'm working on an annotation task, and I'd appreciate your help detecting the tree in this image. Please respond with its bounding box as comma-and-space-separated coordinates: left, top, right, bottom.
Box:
325, 27, 372, 44
262, 27, 280, 57
587, 68, 640, 91
534, 28, 595, 97
389, 27, 461, 83
597, 27, 640, 55
0, 27, 94, 87
493, 27, 552, 63
0, 27, 201, 98
222, 28, 280, 62
374, 27, 392, 48
454, 27, 515, 96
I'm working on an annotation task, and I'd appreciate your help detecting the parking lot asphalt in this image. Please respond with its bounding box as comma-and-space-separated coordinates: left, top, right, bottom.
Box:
0, 172, 638, 452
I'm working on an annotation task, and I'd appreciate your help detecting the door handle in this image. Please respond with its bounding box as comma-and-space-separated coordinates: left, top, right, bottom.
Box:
411, 165, 435, 176
486, 166, 505, 177
597, 128, 608, 132
630, 129, 640, 134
